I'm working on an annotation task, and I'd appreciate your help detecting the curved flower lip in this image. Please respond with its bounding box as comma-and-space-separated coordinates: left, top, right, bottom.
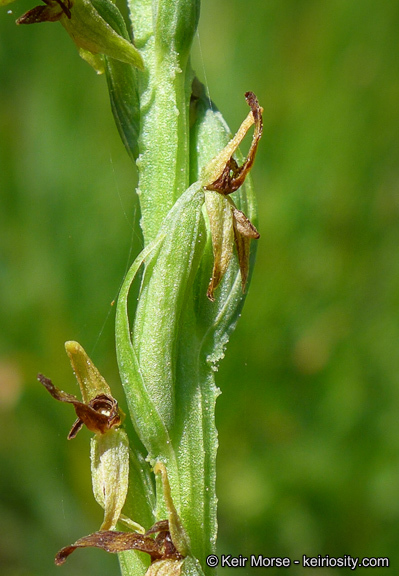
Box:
37, 373, 123, 438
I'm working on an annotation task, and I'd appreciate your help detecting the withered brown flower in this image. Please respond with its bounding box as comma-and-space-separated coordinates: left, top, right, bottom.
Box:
202, 92, 263, 301
39, 341, 133, 532
38, 373, 123, 438
38, 340, 124, 439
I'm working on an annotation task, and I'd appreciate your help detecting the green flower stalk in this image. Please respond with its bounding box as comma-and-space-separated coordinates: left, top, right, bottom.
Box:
1, 0, 262, 575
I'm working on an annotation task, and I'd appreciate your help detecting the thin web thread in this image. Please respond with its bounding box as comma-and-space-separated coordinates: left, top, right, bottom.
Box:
196, 30, 213, 111
91, 153, 140, 356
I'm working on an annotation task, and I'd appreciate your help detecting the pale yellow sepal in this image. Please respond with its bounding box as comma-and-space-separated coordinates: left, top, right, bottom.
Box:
205, 191, 234, 301
65, 340, 112, 403
91, 428, 132, 531
146, 559, 184, 576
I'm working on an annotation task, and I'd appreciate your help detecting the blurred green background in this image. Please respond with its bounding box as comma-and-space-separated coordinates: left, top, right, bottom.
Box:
1, 0, 399, 574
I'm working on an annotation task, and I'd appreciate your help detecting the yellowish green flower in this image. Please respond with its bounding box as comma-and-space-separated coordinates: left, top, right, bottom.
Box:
1, 0, 143, 72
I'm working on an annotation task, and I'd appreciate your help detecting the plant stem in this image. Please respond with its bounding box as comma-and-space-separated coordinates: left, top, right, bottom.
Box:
129, 0, 200, 244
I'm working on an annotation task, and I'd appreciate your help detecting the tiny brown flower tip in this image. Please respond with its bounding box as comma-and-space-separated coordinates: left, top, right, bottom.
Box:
55, 521, 183, 566
37, 373, 123, 439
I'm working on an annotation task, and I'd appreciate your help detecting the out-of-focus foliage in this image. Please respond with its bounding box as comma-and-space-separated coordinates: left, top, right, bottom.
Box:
1, 0, 399, 574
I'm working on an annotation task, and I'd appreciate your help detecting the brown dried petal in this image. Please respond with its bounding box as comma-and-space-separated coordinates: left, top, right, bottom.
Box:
16, 5, 56, 24
145, 520, 170, 536
16, 0, 70, 24
205, 191, 235, 302
232, 207, 260, 239
231, 205, 260, 294
55, 531, 162, 565
233, 221, 251, 293
55, 523, 183, 566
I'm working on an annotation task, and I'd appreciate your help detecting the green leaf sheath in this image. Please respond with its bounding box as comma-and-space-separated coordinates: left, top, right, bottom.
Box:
116, 89, 259, 574
129, 0, 200, 243
116, 180, 216, 572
